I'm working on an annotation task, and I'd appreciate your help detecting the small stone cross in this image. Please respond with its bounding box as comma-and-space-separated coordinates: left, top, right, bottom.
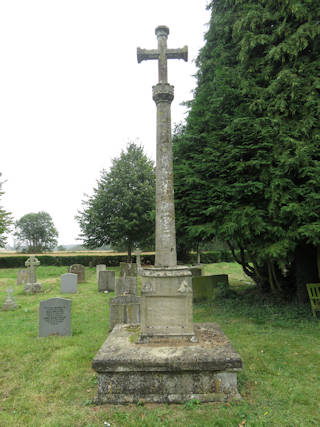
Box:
137, 26, 188, 83
25, 255, 40, 283
6, 287, 13, 301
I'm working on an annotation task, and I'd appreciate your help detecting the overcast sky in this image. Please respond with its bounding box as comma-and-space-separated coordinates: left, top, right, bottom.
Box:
0, 1, 210, 246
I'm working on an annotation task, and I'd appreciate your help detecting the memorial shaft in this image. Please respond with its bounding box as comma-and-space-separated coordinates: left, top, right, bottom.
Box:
137, 26, 188, 267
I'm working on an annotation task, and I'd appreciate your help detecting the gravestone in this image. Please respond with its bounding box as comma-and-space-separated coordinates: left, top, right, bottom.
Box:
24, 255, 42, 294
2, 287, 18, 311
189, 266, 203, 277
16, 269, 29, 285
96, 264, 107, 282
115, 276, 137, 296
39, 298, 71, 337
119, 262, 137, 277
192, 274, 229, 302
60, 273, 78, 294
69, 264, 85, 283
109, 295, 141, 331
98, 270, 115, 292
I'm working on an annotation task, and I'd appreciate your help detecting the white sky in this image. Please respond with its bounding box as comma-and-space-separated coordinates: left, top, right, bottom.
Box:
0, 1, 210, 246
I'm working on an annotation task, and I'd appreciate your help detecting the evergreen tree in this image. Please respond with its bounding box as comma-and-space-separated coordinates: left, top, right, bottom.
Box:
173, 0, 320, 302
76, 143, 155, 260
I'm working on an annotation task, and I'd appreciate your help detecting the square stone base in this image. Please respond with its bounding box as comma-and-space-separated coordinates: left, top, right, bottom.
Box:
92, 323, 242, 404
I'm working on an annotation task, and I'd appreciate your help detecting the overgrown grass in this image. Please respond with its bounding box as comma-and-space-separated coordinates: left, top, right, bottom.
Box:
0, 263, 319, 426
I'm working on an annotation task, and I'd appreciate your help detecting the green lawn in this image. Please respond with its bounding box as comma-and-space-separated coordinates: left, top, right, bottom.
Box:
0, 264, 319, 426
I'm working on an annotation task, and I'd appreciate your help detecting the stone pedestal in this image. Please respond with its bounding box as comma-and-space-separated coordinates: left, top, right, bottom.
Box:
92, 323, 242, 404
2, 298, 18, 311
140, 266, 194, 342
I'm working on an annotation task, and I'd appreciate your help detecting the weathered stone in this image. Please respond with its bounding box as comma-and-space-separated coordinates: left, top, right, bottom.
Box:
92, 323, 242, 404
2, 287, 18, 311
115, 277, 137, 296
119, 262, 137, 277
69, 264, 85, 283
109, 295, 141, 331
60, 273, 77, 294
192, 275, 229, 302
98, 270, 115, 292
140, 266, 194, 341
39, 298, 71, 337
189, 266, 203, 277
24, 283, 42, 294
25, 255, 40, 283
16, 269, 29, 285
96, 264, 107, 282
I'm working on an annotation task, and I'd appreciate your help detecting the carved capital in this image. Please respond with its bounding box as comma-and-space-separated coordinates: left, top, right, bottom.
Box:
152, 83, 174, 105
155, 25, 169, 38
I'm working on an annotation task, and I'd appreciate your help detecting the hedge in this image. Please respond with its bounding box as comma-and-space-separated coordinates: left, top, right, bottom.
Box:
0, 250, 236, 269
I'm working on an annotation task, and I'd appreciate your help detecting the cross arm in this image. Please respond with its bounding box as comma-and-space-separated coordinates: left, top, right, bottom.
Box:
137, 48, 159, 63
166, 47, 188, 62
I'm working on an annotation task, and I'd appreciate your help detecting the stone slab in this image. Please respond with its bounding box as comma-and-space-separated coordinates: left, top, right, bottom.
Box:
192, 275, 229, 302
39, 298, 71, 337
92, 322, 242, 404
60, 273, 78, 294
69, 264, 85, 283
98, 270, 115, 292
109, 295, 141, 331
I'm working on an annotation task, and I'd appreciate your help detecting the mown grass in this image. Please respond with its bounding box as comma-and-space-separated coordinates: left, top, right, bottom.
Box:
0, 263, 319, 426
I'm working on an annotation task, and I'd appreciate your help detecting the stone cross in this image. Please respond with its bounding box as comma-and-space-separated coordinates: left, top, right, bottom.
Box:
6, 287, 13, 301
25, 255, 40, 283
137, 26, 188, 267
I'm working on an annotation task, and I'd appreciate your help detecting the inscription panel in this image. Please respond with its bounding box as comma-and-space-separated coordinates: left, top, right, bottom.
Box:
39, 298, 71, 337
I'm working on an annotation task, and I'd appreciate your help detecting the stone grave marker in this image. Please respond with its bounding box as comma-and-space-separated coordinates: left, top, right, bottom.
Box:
2, 287, 18, 311
16, 269, 29, 285
69, 264, 85, 283
39, 298, 71, 337
192, 274, 229, 302
98, 270, 115, 292
96, 264, 107, 282
115, 276, 137, 296
60, 273, 78, 294
24, 255, 42, 294
119, 262, 137, 277
189, 266, 203, 277
109, 295, 141, 331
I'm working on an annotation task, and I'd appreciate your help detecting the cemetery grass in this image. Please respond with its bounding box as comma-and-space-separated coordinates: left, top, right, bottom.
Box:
0, 265, 319, 426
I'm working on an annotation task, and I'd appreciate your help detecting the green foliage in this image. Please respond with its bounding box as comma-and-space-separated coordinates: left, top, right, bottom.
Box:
14, 211, 58, 253
76, 142, 155, 259
173, 0, 320, 301
0, 174, 13, 247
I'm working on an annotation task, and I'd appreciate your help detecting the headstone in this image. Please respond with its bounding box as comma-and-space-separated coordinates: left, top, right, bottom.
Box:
39, 298, 71, 337
115, 277, 137, 296
69, 264, 85, 283
189, 266, 203, 277
60, 273, 78, 294
98, 270, 115, 292
119, 262, 137, 277
192, 274, 229, 302
109, 295, 141, 331
16, 269, 29, 285
24, 255, 42, 294
2, 287, 18, 311
25, 255, 40, 283
96, 264, 107, 282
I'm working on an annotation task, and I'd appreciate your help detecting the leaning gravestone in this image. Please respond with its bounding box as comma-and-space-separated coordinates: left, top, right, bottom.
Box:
98, 270, 115, 292
96, 264, 107, 282
69, 264, 85, 283
39, 298, 71, 337
60, 273, 77, 294
2, 287, 18, 311
24, 255, 42, 294
16, 269, 29, 285
119, 262, 137, 277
